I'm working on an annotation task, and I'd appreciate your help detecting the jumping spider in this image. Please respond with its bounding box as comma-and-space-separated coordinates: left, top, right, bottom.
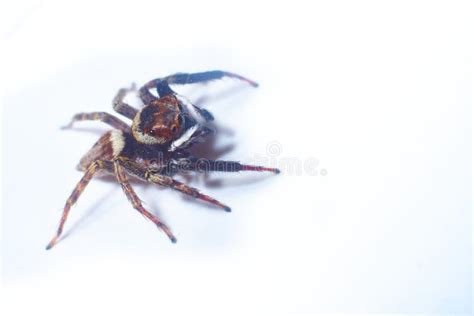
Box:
46, 70, 279, 250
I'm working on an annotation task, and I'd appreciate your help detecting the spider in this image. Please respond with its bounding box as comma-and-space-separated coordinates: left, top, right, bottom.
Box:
46, 70, 279, 250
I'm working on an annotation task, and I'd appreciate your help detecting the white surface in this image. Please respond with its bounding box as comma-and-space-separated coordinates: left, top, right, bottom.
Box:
1, 0, 472, 315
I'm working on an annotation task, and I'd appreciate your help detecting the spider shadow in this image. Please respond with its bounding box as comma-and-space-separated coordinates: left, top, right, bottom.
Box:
55, 176, 171, 246
181, 122, 277, 190
174, 84, 277, 190
59, 186, 117, 242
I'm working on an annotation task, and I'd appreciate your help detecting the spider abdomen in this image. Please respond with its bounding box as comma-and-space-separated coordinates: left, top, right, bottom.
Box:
78, 130, 125, 171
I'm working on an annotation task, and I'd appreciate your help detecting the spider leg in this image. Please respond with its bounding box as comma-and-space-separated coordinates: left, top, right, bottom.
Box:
113, 161, 177, 243
138, 70, 258, 101
173, 158, 280, 174
148, 174, 231, 212
46, 160, 111, 250
62, 112, 130, 131
112, 83, 139, 119
162, 71, 259, 87
138, 80, 171, 103
118, 158, 231, 212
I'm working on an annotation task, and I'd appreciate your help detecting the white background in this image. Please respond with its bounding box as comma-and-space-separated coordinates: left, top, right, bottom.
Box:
1, 0, 472, 315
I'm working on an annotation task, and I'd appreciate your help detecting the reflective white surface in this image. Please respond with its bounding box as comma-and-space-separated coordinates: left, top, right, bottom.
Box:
1, 0, 472, 315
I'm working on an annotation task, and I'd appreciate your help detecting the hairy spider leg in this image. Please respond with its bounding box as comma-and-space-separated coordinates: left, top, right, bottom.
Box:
112, 84, 139, 119
173, 158, 281, 174
165, 71, 259, 87
46, 160, 110, 250
113, 161, 177, 243
62, 112, 130, 131
138, 70, 258, 104
148, 174, 232, 212
118, 158, 231, 212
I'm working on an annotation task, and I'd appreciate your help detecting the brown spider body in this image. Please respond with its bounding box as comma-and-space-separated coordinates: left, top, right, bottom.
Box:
46, 71, 279, 250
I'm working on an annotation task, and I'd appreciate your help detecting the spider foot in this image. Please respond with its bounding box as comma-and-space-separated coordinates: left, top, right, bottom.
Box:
241, 165, 280, 174
117, 82, 136, 93
45, 236, 59, 250
157, 223, 177, 243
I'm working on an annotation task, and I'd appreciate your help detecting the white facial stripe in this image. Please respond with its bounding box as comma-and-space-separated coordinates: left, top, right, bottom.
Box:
131, 111, 166, 145
109, 130, 125, 156
176, 94, 203, 122
170, 124, 199, 151
133, 129, 166, 145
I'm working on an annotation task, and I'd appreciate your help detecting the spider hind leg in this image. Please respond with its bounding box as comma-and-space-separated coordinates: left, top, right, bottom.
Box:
118, 158, 232, 212
114, 161, 177, 243
46, 160, 111, 250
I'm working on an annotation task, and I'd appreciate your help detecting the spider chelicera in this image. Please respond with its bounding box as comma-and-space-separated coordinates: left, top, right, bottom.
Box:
46, 70, 279, 250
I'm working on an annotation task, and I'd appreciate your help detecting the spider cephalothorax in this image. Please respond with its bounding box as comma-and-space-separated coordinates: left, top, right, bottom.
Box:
46, 70, 279, 250
131, 95, 187, 145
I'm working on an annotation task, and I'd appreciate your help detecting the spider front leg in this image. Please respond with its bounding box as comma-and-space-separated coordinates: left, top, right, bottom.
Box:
113, 161, 177, 243
46, 160, 112, 250
173, 158, 280, 174
138, 70, 258, 118
112, 83, 139, 119
166, 71, 259, 87
62, 112, 130, 131
143, 71, 259, 93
